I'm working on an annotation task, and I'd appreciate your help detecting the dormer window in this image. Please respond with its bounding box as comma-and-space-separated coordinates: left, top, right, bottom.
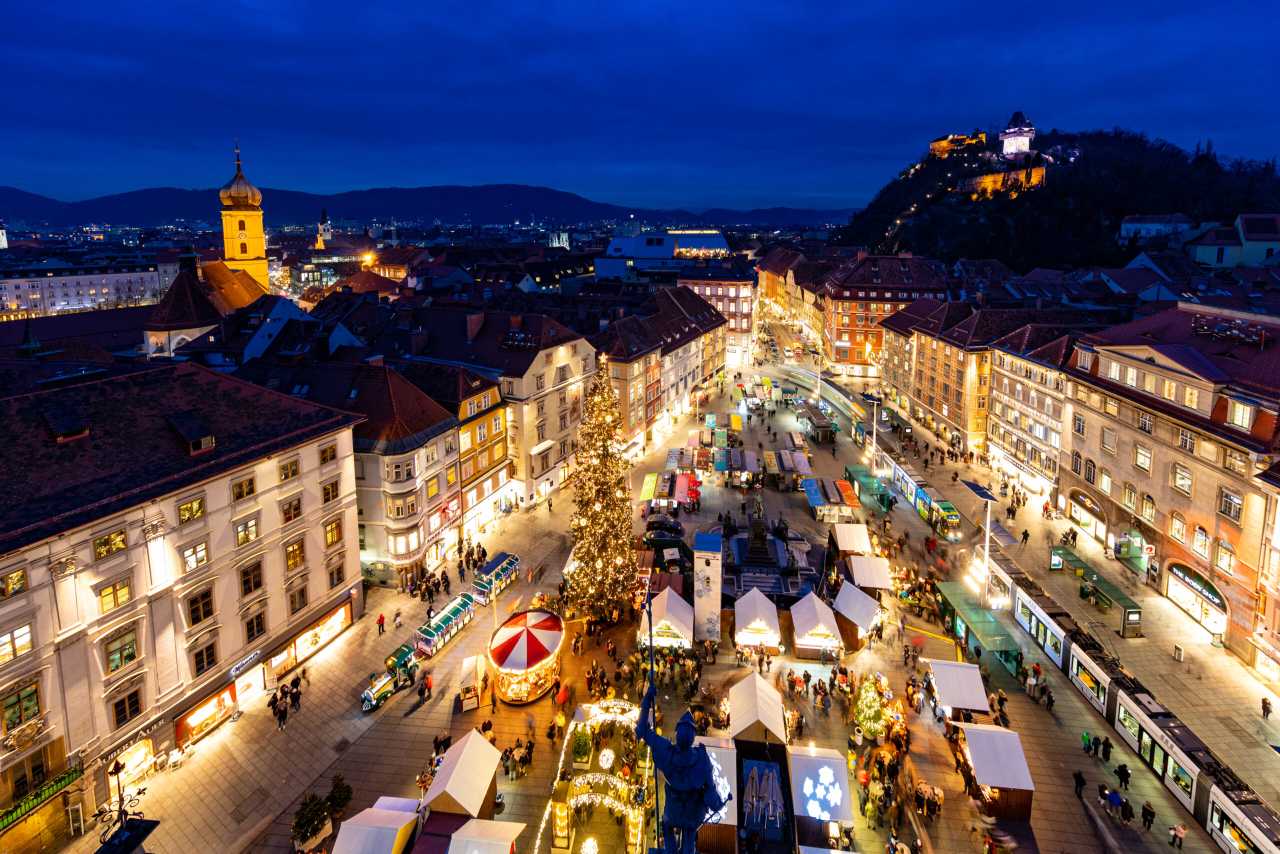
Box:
1227, 400, 1253, 430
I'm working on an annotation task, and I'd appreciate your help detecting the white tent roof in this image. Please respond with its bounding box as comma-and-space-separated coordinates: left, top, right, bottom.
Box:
846, 555, 893, 589
958, 723, 1035, 791
641, 587, 694, 640
925, 659, 989, 712
447, 819, 527, 854
696, 736, 738, 826
423, 729, 501, 817
372, 796, 419, 814
729, 672, 787, 743
787, 746, 854, 823
791, 591, 838, 642
734, 588, 779, 639
831, 523, 872, 554
833, 583, 882, 632
332, 808, 417, 854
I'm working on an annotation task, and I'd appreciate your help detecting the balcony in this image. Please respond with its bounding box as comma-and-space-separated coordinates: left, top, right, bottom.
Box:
0, 760, 82, 834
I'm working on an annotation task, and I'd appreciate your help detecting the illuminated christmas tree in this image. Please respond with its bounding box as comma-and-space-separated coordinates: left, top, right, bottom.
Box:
565, 355, 637, 617
853, 677, 887, 741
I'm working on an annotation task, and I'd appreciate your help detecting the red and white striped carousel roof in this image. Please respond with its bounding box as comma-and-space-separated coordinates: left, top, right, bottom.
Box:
488, 610, 564, 671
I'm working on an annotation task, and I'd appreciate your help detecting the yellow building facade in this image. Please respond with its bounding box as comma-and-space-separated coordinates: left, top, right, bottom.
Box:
219, 147, 269, 287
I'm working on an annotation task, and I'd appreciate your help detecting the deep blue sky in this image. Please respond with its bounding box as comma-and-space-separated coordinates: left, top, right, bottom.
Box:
2, 1, 1276, 209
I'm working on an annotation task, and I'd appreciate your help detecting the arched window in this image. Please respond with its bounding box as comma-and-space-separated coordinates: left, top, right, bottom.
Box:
1141, 494, 1156, 522
1071, 451, 1082, 474
1169, 512, 1186, 542
239, 242, 248, 255
1084, 459, 1096, 484
1215, 540, 1235, 574
1192, 526, 1210, 558
238, 219, 246, 232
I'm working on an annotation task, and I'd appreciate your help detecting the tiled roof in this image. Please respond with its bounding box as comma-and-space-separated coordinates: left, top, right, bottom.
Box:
0, 306, 152, 353
823, 255, 949, 292
393, 362, 497, 414
334, 269, 401, 294
1099, 267, 1164, 295
0, 363, 361, 555
879, 298, 945, 337
990, 324, 1080, 368
588, 287, 724, 362
410, 308, 584, 378
1129, 251, 1204, 284
1188, 226, 1242, 247
145, 269, 224, 331
757, 247, 804, 277
200, 261, 271, 313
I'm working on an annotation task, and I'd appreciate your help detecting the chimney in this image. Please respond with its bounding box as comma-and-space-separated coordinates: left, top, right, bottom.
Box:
466, 313, 485, 342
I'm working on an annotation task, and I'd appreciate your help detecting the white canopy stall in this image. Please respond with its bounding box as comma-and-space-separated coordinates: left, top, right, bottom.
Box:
423, 729, 502, 818
638, 587, 694, 649
924, 659, 990, 715
846, 556, 893, 590
734, 587, 781, 651
729, 672, 788, 743
446, 819, 526, 854
830, 523, 873, 556
332, 807, 418, 854
957, 722, 1035, 820
787, 745, 854, 823
790, 591, 841, 658
833, 582, 883, 650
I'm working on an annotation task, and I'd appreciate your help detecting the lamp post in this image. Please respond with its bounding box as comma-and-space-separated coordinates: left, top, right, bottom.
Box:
94, 758, 146, 843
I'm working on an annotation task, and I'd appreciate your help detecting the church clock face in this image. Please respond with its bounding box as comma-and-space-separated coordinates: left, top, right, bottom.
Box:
237, 230, 247, 239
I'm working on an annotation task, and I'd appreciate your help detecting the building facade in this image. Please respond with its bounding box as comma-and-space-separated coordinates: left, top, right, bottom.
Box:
677, 265, 756, 369
0, 260, 162, 321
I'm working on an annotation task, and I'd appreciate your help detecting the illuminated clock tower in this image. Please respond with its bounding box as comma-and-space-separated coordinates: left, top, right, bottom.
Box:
219, 145, 268, 287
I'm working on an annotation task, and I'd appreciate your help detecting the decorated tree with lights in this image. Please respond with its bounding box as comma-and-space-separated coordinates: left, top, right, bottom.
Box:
565, 356, 637, 617
853, 677, 888, 741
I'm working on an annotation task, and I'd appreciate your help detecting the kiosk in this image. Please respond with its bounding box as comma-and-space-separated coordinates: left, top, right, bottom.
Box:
956, 723, 1035, 820
734, 587, 781, 652
790, 591, 841, 659
637, 588, 694, 649
423, 730, 502, 818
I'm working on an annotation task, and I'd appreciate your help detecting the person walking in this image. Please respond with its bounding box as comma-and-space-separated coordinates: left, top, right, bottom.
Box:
277, 701, 288, 731
1091, 734, 1102, 758
1072, 770, 1086, 800
1141, 801, 1156, 831
1081, 730, 1092, 753
1021, 529, 1030, 546
1264, 697, 1273, 720
1116, 763, 1131, 790
416, 678, 427, 706
290, 683, 302, 712
1045, 687, 1055, 712
1120, 797, 1135, 825
1169, 823, 1186, 849
1101, 736, 1113, 763
376, 612, 386, 635
425, 672, 434, 700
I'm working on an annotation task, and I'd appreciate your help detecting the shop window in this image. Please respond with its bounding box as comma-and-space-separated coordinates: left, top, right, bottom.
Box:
181, 540, 208, 572
288, 585, 309, 615
324, 519, 343, 548
234, 517, 259, 547
111, 689, 142, 729
0, 623, 33, 665
192, 640, 218, 676
187, 589, 214, 626
93, 528, 127, 561
319, 444, 337, 465
1193, 526, 1210, 559
322, 480, 340, 504
1170, 513, 1186, 543
245, 612, 266, 643
279, 459, 299, 482
1215, 541, 1235, 575
178, 497, 205, 525
281, 496, 303, 524
2, 683, 39, 732
105, 629, 138, 673
231, 476, 256, 501
99, 578, 132, 614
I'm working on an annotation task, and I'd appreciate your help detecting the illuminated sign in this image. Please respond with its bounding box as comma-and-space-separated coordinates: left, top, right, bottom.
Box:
801, 764, 844, 820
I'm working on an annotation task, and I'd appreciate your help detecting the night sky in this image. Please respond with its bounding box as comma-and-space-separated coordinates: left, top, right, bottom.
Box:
3, 1, 1276, 209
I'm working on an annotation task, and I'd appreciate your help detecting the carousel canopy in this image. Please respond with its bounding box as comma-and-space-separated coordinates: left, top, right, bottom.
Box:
332, 807, 417, 854
424, 730, 502, 817
925, 660, 989, 712
957, 723, 1035, 791
833, 583, 881, 632
831, 523, 872, 555
791, 591, 838, 643
729, 672, 787, 743
640, 587, 694, 642
488, 610, 563, 672
734, 588, 779, 642
846, 555, 893, 589
696, 736, 738, 826
446, 819, 526, 854
787, 745, 854, 823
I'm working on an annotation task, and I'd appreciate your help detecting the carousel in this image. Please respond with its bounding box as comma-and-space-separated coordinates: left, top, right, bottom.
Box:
487, 609, 565, 704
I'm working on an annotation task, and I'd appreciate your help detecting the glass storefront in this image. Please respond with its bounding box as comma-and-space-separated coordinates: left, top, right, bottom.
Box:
1068, 491, 1107, 543
268, 601, 353, 685
1166, 563, 1228, 637
175, 684, 236, 747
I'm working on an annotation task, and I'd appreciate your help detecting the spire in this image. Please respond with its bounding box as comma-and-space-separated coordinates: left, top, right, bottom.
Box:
219, 142, 262, 208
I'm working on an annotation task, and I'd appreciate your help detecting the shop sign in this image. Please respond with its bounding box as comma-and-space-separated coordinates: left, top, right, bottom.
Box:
229, 650, 262, 679
1168, 563, 1225, 610
102, 718, 166, 766
1070, 490, 1104, 518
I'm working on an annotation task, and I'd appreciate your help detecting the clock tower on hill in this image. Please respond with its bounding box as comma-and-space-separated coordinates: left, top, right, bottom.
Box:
219, 145, 268, 287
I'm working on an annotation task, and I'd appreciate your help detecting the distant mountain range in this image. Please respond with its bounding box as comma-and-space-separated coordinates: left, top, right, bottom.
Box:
0, 183, 854, 228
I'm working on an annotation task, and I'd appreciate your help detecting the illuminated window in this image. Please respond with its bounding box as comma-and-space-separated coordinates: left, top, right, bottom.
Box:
0, 568, 26, 601
2, 684, 40, 733
319, 444, 337, 464
324, 519, 343, 547
105, 629, 138, 673
0, 624, 33, 665
1141, 494, 1156, 522
1162, 379, 1176, 401
231, 476, 255, 501
427, 477, 439, 498
1192, 526, 1210, 558
182, 540, 208, 571
285, 540, 305, 571
1227, 400, 1253, 430
1134, 445, 1151, 472
1099, 470, 1112, 495
1215, 541, 1235, 575
178, 497, 205, 525
279, 459, 299, 482
187, 589, 214, 625
1123, 483, 1137, 510
1218, 488, 1243, 523
99, 579, 132, 614
93, 529, 127, 561
234, 517, 258, 547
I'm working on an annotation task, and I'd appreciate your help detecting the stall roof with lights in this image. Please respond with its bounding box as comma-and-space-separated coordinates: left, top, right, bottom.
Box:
791, 591, 839, 642
729, 672, 788, 743
831, 523, 872, 555
787, 746, 854, 823
446, 819, 526, 854
423, 729, 502, 817
924, 659, 990, 712
833, 582, 881, 632
958, 723, 1035, 791
331, 807, 418, 854
695, 736, 739, 826
640, 587, 694, 643
846, 555, 893, 590
734, 587, 780, 642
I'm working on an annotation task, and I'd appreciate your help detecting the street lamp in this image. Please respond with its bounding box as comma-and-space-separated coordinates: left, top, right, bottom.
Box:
94, 758, 147, 843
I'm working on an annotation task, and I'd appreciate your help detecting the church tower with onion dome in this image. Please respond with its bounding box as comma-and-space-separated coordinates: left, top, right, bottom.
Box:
219, 145, 268, 287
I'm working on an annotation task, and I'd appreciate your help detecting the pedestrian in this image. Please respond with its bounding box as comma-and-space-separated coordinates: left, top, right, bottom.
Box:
1021, 529, 1030, 546
394, 608, 403, 629
268, 690, 280, 717
416, 679, 427, 705
277, 702, 288, 731
1120, 797, 1134, 825
491, 686, 498, 712
1264, 697, 1273, 720
290, 683, 302, 711
1142, 801, 1156, 831
1107, 788, 1123, 816
1072, 770, 1086, 800
1091, 734, 1102, 757
1116, 763, 1131, 790
1081, 730, 1092, 753
425, 672, 434, 700
548, 498, 553, 512
1170, 823, 1186, 849
1101, 736, 1113, 763
376, 612, 386, 635
1045, 687, 1055, 712
301, 667, 310, 689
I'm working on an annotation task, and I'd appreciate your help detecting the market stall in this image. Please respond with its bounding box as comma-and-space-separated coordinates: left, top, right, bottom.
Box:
695, 736, 739, 854
487, 609, 564, 704
789, 591, 841, 659
332, 806, 419, 854
415, 593, 476, 658
637, 587, 694, 649
734, 587, 781, 652
423, 729, 502, 818
729, 673, 788, 744
923, 659, 989, 719
446, 819, 525, 854
845, 556, 893, 591
955, 723, 1035, 820
458, 655, 482, 711
829, 523, 873, 557
833, 582, 882, 651
787, 745, 854, 823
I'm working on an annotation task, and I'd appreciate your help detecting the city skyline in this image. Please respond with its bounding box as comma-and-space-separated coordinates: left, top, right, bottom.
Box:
2, 1, 1278, 208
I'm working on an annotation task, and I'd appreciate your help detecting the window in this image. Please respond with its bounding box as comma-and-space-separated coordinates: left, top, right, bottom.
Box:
0, 624, 33, 665
1193, 526, 1210, 558
279, 459, 299, 482
245, 612, 266, 643
178, 497, 205, 525
1143, 373, 1157, 394
1125, 366, 1138, 387
1134, 445, 1151, 472
1072, 414, 1085, 436
193, 641, 217, 676
99, 579, 132, 614
1162, 379, 1176, 401
234, 517, 259, 546
328, 562, 346, 589
181, 540, 208, 571
238, 219, 246, 231
187, 589, 214, 625
324, 519, 343, 547
1219, 488, 1243, 523
111, 690, 142, 729
1141, 494, 1156, 522
1227, 400, 1253, 430
426, 477, 439, 499
1084, 459, 1096, 483
322, 480, 339, 504
105, 630, 138, 673
1178, 429, 1195, 453
0, 568, 26, 600
288, 585, 308, 615
2, 684, 39, 733
1224, 448, 1248, 475
493, 414, 503, 435
1071, 451, 1082, 475
1137, 412, 1153, 434
319, 444, 337, 464
535, 374, 546, 391
1170, 512, 1186, 542
1101, 427, 1116, 454
1215, 541, 1235, 575
231, 476, 255, 501
281, 496, 302, 524
240, 562, 263, 596
1123, 483, 1137, 510
239, 242, 248, 255
93, 529, 127, 561
1107, 361, 1121, 381
1172, 464, 1193, 495
285, 540, 305, 571
1099, 469, 1113, 495
1184, 387, 1200, 410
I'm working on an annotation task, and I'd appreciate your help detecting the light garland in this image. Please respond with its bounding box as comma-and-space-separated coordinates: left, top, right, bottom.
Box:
598, 748, 616, 771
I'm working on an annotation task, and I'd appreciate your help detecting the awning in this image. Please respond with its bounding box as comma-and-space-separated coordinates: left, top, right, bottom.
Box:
791, 591, 839, 648
793, 453, 812, 475
729, 672, 787, 743
734, 588, 780, 645
332, 808, 418, 854
423, 730, 502, 817
831, 523, 872, 554
730, 413, 743, 432
958, 723, 1035, 791
639, 588, 694, 647
639, 473, 658, 502
714, 449, 729, 472
714, 429, 728, 448
744, 451, 761, 473
802, 478, 826, 509
833, 583, 881, 632
924, 659, 989, 712
836, 480, 859, 507
446, 819, 526, 854
846, 556, 892, 589
666, 449, 683, 470
687, 430, 700, 448
529, 439, 555, 457
675, 474, 690, 503
787, 745, 854, 822
763, 451, 779, 474
695, 736, 738, 825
